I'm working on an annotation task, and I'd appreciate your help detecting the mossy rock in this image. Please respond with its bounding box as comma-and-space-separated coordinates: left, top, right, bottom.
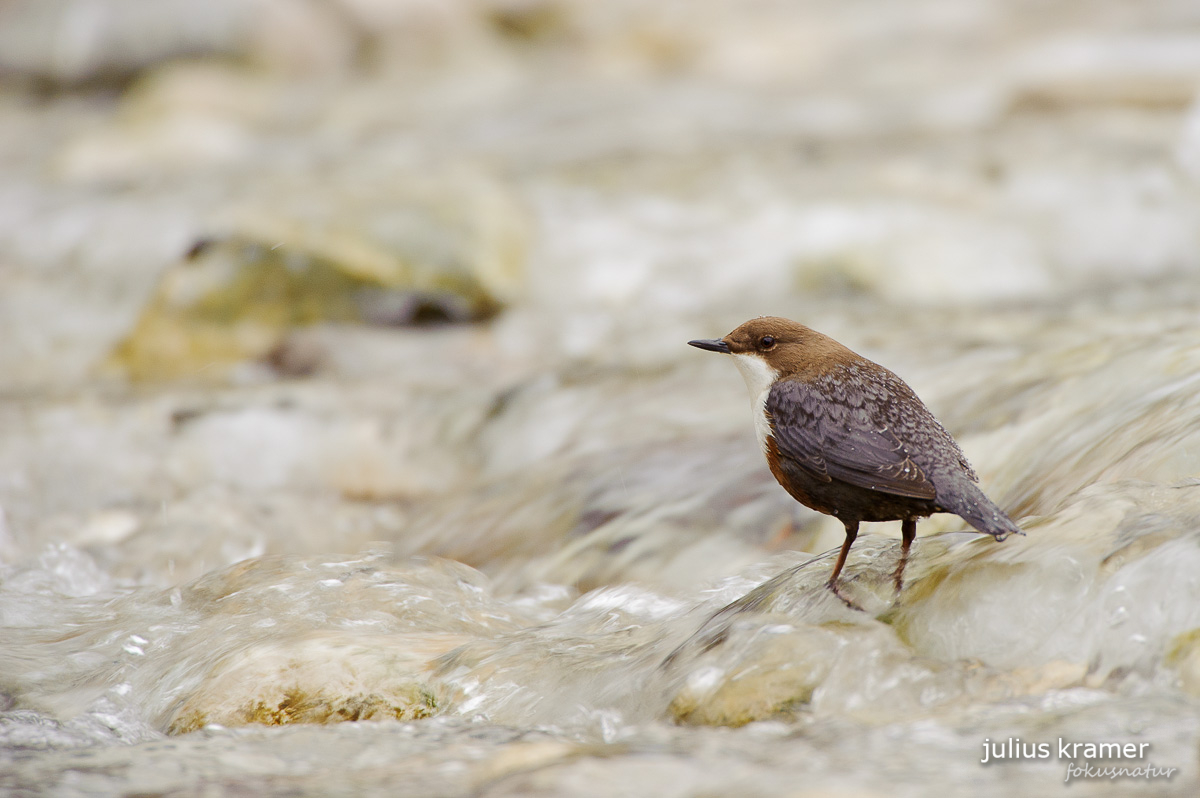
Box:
164, 632, 462, 734
106, 174, 527, 382
170, 682, 446, 734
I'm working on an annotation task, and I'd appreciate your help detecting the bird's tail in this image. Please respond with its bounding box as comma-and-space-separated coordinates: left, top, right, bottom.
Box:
941, 480, 1023, 540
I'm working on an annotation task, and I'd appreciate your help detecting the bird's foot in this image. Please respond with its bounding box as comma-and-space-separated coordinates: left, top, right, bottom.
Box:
991, 529, 1025, 542
827, 581, 864, 612
892, 556, 909, 596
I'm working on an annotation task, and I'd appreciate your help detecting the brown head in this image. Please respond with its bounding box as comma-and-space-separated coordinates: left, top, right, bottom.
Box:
689, 316, 852, 396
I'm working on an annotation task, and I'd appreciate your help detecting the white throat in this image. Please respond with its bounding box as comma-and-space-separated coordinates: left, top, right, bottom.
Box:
731, 353, 779, 453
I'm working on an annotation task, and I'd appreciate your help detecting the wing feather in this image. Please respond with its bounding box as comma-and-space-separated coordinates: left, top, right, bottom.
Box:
765, 372, 938, 500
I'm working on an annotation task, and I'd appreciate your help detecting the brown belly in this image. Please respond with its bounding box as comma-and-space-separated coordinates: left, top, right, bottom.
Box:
766, 442, 939, 524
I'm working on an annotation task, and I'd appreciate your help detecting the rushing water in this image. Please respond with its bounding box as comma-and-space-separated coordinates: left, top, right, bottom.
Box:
4, 286, 1199, 797
4, 1, 1200, 796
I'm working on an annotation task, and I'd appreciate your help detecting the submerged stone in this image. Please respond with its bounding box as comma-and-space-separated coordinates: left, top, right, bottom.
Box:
667, 621, 849, 727
166, 632, 460, 734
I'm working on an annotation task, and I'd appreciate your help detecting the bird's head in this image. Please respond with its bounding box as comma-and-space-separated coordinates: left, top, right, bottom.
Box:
688, 316, 828, 398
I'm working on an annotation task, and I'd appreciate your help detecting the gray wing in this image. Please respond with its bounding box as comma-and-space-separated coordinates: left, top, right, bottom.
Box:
765, 370, 947, 501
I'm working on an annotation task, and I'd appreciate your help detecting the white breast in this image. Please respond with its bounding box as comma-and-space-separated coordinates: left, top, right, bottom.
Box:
731, 353, 779, 453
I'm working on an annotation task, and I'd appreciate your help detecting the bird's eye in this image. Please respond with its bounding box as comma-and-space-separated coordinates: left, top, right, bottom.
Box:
759, 336, 776, 349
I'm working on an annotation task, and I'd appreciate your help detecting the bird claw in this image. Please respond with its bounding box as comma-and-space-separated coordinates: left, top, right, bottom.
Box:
827, 581, 864, 612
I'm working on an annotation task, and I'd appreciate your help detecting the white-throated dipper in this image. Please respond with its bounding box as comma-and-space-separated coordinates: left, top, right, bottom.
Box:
689, 316, 1021, 603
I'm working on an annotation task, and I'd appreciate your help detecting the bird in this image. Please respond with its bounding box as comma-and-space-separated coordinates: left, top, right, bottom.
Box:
689, 316, 1021, 604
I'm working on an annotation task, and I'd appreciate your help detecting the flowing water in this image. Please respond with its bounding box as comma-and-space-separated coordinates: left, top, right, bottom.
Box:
3, 2, 1200, 796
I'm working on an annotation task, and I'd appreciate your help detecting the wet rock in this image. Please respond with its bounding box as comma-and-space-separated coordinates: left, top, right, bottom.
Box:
54, 62, 277, 181
1166, 628, 1200, 697
103, 553, 531, 732
668, 621, 860, 726
166, 632, 458, 733
105, 173, 527, 382
1009, 34, 1200, 110
1177, 93, 1200, 181
662, 541, 935, 726
0, 0, 358, 88
662, 520, 1147, 728
469, 740, 581, 788
888, 483, 1200, 686
788, 205, 1049, 303
484, 0, 570, 44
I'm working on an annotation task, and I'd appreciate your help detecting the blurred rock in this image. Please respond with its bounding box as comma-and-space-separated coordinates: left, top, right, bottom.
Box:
790, 205, 1050, 303
54, 62, 281, 181
0, 0, 358, 88
482, 0, 569, 44
1176, 93, 1200, 180
166, 631, 458, 733
105, 172, 527, 382
1166, 628, 1200, 697
1009, 34, 1200, 110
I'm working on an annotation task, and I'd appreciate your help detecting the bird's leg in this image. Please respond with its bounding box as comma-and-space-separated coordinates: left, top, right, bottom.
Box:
827, 520, 860, 609
893, 518, 917, 594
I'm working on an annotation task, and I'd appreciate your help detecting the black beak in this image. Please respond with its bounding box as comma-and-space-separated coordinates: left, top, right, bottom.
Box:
688, 338, 731, 354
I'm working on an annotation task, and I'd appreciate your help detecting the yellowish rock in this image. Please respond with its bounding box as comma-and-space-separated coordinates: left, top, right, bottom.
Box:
106, 174, 527, 382
166, 631, 463, 734
669, 622, 846, 727
1166, 628, 1200, 697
